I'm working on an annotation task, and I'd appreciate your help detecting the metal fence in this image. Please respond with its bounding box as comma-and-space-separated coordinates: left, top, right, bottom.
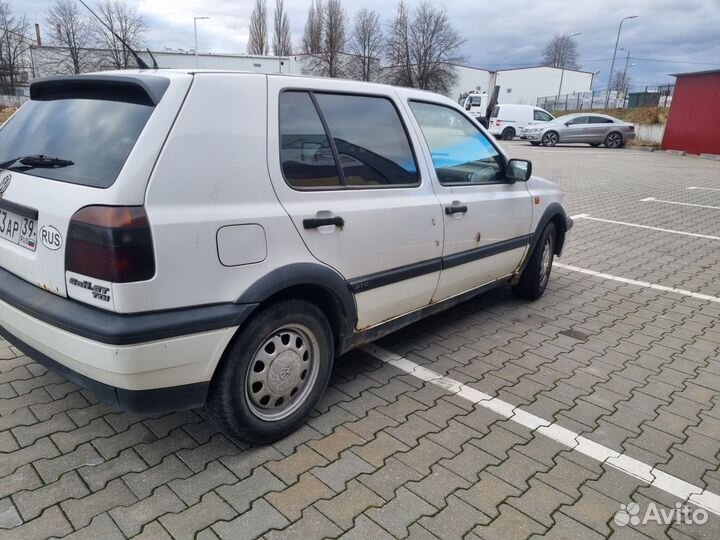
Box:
537, 84, 675, 112
0, 94, 28, 108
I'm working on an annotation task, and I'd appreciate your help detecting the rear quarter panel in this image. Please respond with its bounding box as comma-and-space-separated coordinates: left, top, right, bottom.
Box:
123, 73, 314, 313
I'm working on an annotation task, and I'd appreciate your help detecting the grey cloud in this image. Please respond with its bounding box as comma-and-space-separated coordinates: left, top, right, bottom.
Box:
10, 0, 720, 87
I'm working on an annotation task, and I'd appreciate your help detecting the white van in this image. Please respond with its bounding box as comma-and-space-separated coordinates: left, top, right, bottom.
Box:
0, 70, 571, 442
460, 92, 489, 127
488, 104, 555, 140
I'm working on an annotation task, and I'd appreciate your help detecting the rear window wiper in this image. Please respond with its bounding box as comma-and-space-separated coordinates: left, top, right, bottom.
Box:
0, 154, 75, 171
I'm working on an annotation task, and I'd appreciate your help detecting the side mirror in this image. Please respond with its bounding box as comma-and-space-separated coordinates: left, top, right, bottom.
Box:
465, 104, 471, 110
507, 159, 532, 183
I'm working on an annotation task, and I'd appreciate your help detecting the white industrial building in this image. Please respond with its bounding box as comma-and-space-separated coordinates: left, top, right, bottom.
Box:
451, 65, 594, 105
27, 46, 593, 108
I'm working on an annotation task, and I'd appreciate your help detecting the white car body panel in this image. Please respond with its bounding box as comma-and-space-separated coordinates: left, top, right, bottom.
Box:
0, 69, 571, 407
266, 76, 444, 329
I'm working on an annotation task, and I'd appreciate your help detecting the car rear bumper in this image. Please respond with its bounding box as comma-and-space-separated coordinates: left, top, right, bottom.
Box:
0, 267, 256, 412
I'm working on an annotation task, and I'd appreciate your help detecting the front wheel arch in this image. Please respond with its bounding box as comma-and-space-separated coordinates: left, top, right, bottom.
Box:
542, 131, 559, 146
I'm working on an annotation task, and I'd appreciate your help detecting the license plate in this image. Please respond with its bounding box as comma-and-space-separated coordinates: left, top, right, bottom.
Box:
0, 208, 37, 251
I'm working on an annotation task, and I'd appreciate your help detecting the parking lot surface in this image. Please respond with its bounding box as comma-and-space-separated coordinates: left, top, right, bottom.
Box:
1, 142, 719, 540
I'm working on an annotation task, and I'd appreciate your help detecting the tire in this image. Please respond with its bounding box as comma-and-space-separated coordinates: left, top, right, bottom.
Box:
589, 143, 600, 147
604, 132, 623, 148
541, 131, 559, 147
530, 142, 541, 146
501, 127, 516, 141
512, 222, 556, 300
207, 299, 334, 443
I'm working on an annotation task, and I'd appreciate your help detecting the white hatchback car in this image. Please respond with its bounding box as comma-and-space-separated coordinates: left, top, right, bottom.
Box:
0, 70, 572, 442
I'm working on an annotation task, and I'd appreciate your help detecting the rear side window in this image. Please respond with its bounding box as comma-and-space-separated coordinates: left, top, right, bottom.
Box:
0, 96, 154, 188
279, 91, 419, 189
588, 116, 614, 124
279, 91, 341, 188
534, 110, 554, 122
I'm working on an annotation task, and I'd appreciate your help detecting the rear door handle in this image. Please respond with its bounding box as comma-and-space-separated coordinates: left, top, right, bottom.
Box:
445, 205, 468, 215
303, 216, 345, 229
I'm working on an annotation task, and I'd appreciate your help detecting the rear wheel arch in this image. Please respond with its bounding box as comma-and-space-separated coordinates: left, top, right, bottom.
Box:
605, 131, 624, 148
235, 263, 356, 353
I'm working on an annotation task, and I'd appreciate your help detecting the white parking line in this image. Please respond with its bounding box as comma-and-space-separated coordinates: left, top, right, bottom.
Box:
361, 343, 720, 516
641, 197, 720, 210
688, 186, 720, 192
572, 214, 720, 241
553, 263, 720, 304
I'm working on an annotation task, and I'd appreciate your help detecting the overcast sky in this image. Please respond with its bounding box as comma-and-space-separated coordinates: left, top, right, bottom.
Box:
16, 0, 720, 88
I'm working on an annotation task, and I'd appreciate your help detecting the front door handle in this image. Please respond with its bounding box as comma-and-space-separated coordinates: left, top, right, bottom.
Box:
445, 204, 468, 215
303, 216, 345, 229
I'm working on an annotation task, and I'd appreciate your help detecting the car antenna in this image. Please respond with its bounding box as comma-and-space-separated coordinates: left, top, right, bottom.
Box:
76, 0, 153, 70
146, 48, 159, 69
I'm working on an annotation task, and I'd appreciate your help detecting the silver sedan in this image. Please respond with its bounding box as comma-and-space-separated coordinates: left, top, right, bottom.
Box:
520, 113, 636, 148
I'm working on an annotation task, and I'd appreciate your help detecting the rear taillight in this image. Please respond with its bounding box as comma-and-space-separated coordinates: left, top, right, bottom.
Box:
66, 206, 155, 283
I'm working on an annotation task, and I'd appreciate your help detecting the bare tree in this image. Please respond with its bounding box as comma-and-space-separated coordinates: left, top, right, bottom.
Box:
541, 33, 579, 70
45, 0, 94, 74
272, 0, 291, 56
348, 8, 382, 81
303, 0, 346, 78
385, 0, 412, 86
611, 69, 631, 92
385, 1, 464, 94
93, 0, 146, 69
248, 0, 269, 55
301, 0, 322, 55
0, 1, 30, 93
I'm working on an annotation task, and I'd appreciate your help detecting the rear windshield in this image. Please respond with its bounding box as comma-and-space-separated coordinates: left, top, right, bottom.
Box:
0, 97, 154, 188
490, 106, 499, 118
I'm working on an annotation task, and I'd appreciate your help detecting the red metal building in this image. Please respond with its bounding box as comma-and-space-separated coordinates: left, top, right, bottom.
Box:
662, 69, 720, 155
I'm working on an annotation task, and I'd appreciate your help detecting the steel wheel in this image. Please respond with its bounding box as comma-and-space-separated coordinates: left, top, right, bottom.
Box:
542, 132, 558, 147
245, 323, 320, 422
605, 132, 623, 148
538, 234, 554, 289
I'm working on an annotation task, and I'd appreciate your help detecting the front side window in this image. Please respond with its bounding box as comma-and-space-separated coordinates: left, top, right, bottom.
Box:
534, 110, 554, 122
409, 101, 505, 186
314, 93, 418, 187
566, 116, 589, 125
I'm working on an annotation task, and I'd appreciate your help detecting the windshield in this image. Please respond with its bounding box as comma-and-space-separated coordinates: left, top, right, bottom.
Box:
0, 97, 154, 188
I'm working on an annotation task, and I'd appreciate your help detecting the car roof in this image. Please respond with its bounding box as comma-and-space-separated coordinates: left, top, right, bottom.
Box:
560, 112, 624, 122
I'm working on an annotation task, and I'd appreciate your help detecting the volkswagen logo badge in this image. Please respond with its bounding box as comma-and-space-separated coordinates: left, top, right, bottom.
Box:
0, 174, 10, 197
279, 365, 292, 381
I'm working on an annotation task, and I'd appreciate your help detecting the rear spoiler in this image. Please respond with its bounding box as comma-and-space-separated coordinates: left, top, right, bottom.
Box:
29, 74, 170, 106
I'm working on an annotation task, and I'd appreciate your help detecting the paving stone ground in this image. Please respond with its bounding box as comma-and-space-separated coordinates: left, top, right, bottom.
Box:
1, 143, 719, 539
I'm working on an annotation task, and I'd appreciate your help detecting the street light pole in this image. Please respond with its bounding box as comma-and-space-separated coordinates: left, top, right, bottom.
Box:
193, 16, 210, 68
605, 15, 638, 108
556, 32, 582, 107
